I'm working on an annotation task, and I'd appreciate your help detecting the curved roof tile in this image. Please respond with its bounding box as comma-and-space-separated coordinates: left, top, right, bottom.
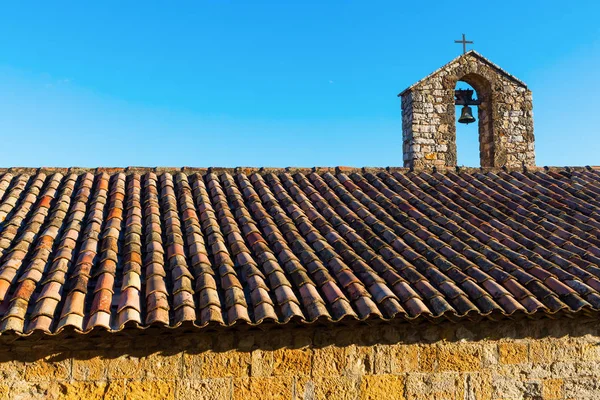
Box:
0, 166, 598, 336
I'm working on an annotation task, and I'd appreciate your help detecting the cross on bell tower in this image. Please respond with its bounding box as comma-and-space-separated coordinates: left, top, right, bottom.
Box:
454, 34, 473, 54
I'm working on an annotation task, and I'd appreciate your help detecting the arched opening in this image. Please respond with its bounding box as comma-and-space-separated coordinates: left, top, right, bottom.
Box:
454, 74, 494, 167
455, 82, 479, 166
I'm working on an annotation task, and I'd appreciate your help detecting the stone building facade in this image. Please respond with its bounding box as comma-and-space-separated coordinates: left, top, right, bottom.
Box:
400, 51, 535, 169
1, 318, 600, 399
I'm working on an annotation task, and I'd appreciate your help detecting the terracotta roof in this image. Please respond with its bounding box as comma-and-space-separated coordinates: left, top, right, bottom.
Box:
0, 166, 600, 336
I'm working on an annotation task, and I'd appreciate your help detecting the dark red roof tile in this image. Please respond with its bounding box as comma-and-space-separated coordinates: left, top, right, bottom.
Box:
0, 166, 598, 336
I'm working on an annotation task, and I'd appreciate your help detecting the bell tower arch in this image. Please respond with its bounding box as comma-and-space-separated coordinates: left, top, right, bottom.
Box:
400, 51, 535, 169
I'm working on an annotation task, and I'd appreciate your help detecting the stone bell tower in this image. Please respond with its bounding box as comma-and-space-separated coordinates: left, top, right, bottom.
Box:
399, 51, 535, 169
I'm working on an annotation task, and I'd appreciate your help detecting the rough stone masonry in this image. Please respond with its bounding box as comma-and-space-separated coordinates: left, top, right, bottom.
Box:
1, 318, 600, 399
400, 51, 535, 169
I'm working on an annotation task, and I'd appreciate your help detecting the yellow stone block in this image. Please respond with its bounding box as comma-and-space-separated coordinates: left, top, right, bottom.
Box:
107, 352, 180, 380
312, 376, 359, 400
202, 351, 251, 378
6, 381, 53, 399
251, 349, 274, 377
360, 375, 406, 400
183, 352, 203, 378
464, 372, 492, 400
273, 348, 311, 376
0, 359, 27, 381
143, 352, 181, 380
294, 376, 312, 400
529, 340, 554, 364
0, 384, 11, 399
437, 343, 482, 372
312, 345, 371, 377
542, 378, 563, 399
233, 376, 293, 400
393, 345, 419, 373
24, 354, 71, 381
529, 338, 590, 364
107, 355, 145, 380
312, 346, 347, 377
455, 373, 465, 400
498, 342, 528, 364
72, 354, 108, 381
176, 378, 231, 400
418, 346, 437, 372
0, 380, 125, 400
405, 373, 458, 400
376, 344, 419, 374
53, 381, 125, 400
581, 342, 600, 361
125, 379, 175, 400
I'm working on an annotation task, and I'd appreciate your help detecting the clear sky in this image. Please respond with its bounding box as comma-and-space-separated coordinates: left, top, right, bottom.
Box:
0, 1, 599, 168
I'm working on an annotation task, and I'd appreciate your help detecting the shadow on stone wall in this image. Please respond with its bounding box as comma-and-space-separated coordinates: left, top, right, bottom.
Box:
1, 316, 599, 364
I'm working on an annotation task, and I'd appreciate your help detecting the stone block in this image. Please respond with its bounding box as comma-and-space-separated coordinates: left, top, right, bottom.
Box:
310, 376, 359, 400
124, 379, 175, 400
311, 346, 343, 377
437, 343, 482, 372
388, 344, 419, 373
542, 378, 563, 399
142, 352, 181, 380
530, 339, 587, 365
580, 341, 600, 362
0, 384, 9, 399
418, 345, 437, 372
232, 376, 293, 400
176, 379, 231, 400
251, 349, 274, 377
4, 381, 54, 400
53, 381, 126, 400
107, 355, 145, 380
360, 375, 406, 400
562, 377, 600, 398
72, 353, 108, 381
312, 345, 372, 377
24, 354, 71, 381
272, 348, 311, 376
492, 377, 541, 400
498, 342, 528, 364
0, 358, 27, 381
183, 352, 203, 378
481, 343, 499, 367
201, 351, 251, 378
463, 372, 493, 400
405, 372, 458, 400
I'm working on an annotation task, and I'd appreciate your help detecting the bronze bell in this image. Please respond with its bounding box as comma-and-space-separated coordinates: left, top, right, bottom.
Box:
458, 105, 476, 124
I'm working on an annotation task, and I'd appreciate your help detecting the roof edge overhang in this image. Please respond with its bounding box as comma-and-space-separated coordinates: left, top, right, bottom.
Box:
398, 50, 528, 97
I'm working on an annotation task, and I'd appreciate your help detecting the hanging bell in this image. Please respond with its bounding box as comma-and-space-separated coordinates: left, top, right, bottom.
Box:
458, 105, 476, 124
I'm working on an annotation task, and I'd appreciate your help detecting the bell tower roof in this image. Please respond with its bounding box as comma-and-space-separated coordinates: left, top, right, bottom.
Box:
398, 50, 528, 97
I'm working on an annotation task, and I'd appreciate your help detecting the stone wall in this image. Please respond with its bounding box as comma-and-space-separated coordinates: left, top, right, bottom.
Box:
0, 317, 599, 399
401, 52, 535, 169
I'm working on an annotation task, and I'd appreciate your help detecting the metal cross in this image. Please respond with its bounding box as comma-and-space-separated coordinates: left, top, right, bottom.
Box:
454, 33, 473, 54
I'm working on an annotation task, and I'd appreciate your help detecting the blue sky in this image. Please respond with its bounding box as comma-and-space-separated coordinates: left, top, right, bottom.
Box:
0, 1, 599, 168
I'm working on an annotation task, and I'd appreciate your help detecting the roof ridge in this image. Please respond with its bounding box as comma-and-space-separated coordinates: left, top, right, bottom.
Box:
0, 166, 595, 176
